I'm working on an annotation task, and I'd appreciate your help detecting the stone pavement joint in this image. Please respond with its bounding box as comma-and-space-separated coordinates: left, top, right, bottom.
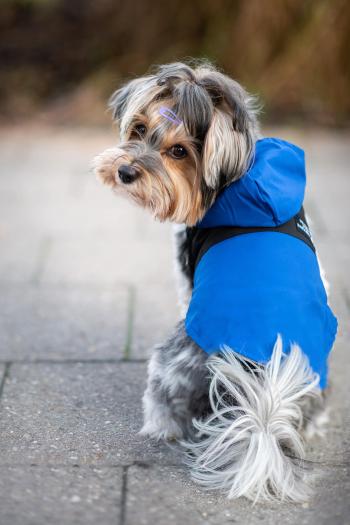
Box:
119, 466, 128, 525
123, 285, 136, 360
0, 362, 11, 400
30, 236, 53, 286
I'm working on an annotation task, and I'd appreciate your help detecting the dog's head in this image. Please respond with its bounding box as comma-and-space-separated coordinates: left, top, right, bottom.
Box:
93, 61, 259, 225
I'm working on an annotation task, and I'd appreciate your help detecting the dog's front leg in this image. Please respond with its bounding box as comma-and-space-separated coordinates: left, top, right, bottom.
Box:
140, 321, 209, 441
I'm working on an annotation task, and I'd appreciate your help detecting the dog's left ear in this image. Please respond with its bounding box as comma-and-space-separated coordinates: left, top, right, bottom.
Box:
201, 77, 257, 189
202, 106, 255, 189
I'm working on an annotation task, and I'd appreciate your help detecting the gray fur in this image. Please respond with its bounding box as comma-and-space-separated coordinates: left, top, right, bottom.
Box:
140, 321, 210, 440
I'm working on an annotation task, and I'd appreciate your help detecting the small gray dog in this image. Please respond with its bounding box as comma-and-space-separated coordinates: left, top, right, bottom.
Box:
93, 60, 337, 502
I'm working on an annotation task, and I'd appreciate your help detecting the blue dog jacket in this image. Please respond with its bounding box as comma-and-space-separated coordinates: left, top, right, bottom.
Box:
185, 138, 337, 389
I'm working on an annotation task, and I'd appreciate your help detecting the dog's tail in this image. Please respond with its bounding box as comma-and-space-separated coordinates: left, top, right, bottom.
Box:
183, 336, 321, 502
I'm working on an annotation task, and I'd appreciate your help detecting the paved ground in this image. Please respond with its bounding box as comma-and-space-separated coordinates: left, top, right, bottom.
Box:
0, 123, 349, 525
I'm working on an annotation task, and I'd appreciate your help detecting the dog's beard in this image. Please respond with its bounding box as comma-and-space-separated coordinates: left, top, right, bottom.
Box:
93, 139, 208, 225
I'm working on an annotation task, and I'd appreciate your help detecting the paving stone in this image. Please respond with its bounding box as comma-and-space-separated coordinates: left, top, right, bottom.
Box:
0, 236, 45, 284
307, 194, 349, 241
312, 238, 350, 340
0, 124, 173, 242
131, 283, 180, 358
0, 125, 114, 190
0, 465, 122, 525
0, 173, 148, 240
126, 463, 350, 525
316, 337, 350, 464
84, 175, 173, 242
0, 362, 182, 466
327, 292, 349, 341
319, 240, 350, 295
275, 129, 350, 239
306, 151, 349, 238
315, 239, 344, 285
41, 236, 175, 286
0, 284, 128, 360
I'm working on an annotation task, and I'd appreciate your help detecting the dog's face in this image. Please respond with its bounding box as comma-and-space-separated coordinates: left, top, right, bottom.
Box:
93, 62, 258, 226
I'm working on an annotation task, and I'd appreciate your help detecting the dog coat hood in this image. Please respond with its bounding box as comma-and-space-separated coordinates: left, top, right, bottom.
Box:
185, 138, 337, 388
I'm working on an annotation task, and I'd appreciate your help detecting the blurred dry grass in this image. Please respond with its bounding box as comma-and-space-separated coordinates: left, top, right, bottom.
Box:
0, 0, 349, 126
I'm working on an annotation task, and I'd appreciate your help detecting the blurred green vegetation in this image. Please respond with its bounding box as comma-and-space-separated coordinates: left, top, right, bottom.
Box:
0, 0, 349, 125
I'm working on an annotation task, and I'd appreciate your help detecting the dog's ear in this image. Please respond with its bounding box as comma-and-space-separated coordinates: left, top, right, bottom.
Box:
109, 78, 142, 121
200, 73, 258, 189
202, 108, 252, 189
108, 76, 160, 138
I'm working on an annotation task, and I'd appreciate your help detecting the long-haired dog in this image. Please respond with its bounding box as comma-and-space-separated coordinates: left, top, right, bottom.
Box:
93, 61, 337, 502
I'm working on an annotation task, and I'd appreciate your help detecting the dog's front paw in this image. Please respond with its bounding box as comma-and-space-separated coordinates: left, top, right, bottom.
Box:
139, 419, 184, 441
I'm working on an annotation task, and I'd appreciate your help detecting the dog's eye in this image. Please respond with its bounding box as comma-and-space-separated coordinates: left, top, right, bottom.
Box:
169, 144, 187, 159
131, 124, 147, 138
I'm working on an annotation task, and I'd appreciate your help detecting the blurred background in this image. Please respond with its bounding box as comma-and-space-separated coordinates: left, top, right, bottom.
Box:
1, 0, 349, 127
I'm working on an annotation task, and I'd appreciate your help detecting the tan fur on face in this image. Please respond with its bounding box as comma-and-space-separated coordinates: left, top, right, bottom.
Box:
93, 99, 206, 226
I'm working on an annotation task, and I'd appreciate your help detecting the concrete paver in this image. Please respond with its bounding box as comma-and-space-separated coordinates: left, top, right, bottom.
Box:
0, 362, 182, 467
131, 283, 179, 358
0, 466, 122, 525
126, 464, 350, 525
0, 284, 128, 360
40, 237, 175, 287
0, 237, 46, 284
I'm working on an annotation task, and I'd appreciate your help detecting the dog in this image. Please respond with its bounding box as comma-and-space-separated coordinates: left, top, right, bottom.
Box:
93, 60, 338, 502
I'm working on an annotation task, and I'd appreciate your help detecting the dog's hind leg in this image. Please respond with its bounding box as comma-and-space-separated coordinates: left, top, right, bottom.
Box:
302, 389, 329, 439
140, 321, 210, 440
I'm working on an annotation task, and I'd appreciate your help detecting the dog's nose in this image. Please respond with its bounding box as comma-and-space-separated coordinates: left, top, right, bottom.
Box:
118, 164, 140, 184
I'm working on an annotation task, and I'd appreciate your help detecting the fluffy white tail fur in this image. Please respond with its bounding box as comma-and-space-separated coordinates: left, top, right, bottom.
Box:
184, 336, 321, 502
